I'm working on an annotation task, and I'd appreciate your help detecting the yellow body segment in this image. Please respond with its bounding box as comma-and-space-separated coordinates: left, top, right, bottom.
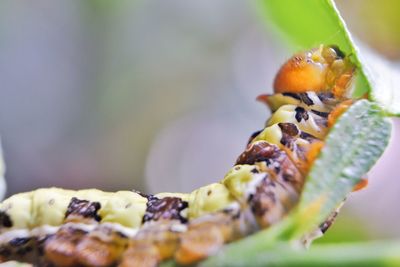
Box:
0, 191, 33, 230
262, 92, 335, 113
222, 165, 263, 200
252, 124, 283, 146
188, 183, 234, 219
99, 191, 147, 228
32, 188, 75, 227
267, 105, 327, 139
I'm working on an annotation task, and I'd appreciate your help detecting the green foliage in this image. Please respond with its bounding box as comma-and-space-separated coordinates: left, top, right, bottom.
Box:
204, 241, 400, 267
314, 215, 370, 244
257, 0, 353, 52
362, 48, 400, 117
293, 100, 391, 237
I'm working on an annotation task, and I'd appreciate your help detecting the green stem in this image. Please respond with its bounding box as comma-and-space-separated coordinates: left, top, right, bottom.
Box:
200, 241, 400, 267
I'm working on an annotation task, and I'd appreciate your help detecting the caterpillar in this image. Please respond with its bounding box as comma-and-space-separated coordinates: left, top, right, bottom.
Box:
0, 45, 360, 267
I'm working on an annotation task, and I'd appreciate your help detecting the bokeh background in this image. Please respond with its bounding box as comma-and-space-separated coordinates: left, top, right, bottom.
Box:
0, 0, 399, 241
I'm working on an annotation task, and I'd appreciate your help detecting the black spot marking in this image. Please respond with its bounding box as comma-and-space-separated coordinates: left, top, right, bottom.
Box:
247, 194, 254, 202
278, 123, 299, 136
278, 123, 300, 149
9, 237, 31, 247
236, 142, 282, 166
329, 45, 346, 59
294, 107, 309, 122
282, 172, 293, 182
247, 129, 263, 145
299, 93, 314, 106
282, 92, 301, 100
142, 196, 188, 224
317, 92, 334, 103
114, 231, 128, 239
237, 140, 303, 193
274, 165, 281, 174
65, 197, 101, 221
0, 211, 12, 228
311, 109, 329, 118
299, 131, 317, 143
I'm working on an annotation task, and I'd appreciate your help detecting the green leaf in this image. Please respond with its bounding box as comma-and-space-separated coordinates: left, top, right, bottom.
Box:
199, 100, 391, 267
292, 100, 391, 237
204, 241, 400, 267
257, 0, 400, 116
360, 46, 400, 117
257, 0, 352, 51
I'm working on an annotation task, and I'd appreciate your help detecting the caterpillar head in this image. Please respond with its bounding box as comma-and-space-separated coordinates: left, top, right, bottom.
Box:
273, 45, 355, 97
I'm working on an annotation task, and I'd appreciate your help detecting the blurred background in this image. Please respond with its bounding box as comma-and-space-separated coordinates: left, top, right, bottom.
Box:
0, 0, 399, 241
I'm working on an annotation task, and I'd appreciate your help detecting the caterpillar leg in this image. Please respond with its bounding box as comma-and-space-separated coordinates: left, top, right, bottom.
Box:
74, 225, 129, 267
174, 212, 238, 265
119, 242, 160, 267
120, 220, 182, 266
44, 226, 87, 267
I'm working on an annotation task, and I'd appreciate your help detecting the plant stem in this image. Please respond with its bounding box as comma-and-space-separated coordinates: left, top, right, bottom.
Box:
199, 241, 400, 267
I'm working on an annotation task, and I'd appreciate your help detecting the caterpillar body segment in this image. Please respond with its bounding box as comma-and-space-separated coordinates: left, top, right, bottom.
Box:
174, 211, 240, 265
0, 45, 359, 266
267, 104, 328, 139
250, 122, 323, 174
187, 183, 234, 219
0, 189, 148, 231
257, 92, 340, 113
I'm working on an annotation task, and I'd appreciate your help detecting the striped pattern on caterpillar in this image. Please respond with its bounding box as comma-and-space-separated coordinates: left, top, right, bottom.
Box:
0, 45, 360, 267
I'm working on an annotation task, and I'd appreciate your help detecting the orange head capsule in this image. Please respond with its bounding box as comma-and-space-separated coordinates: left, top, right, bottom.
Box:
273, 45, 355, 97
